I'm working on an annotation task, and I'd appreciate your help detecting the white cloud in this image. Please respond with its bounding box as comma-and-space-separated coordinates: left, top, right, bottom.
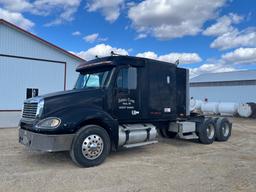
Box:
0, 0, 81, 26
0, 8, 34, 30
35, 0, 81, 26
210, 28, 256, 50
135, 33, 147, 40
159, 53, 202, 64
136, 51, 158, 59
203, 13, 256, 50
0, 0, 32, 12
221, 47, 256, 65
74, 44, 129, 60
189, 64, 236, 78
136, 51, 202, 64
72, 31, 81, 36
83, 33, 99, 43
128, 0, 226, 40
86, 0, 124, 22
190, 47, 256, 78
83, 33, 108, 43
203, 13, 243, 36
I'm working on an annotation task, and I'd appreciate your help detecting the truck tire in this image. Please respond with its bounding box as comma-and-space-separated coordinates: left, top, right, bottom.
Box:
198, 118, 215, 144
215, 118, 232, 141
70, 125, 111, 167
160, 128, 177, 138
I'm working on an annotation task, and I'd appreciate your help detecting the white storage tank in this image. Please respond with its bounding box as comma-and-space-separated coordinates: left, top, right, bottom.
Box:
238, 103, 253, 118
190, 99, 203, 112
201, 102, 219, 114
218, 102, 238, 116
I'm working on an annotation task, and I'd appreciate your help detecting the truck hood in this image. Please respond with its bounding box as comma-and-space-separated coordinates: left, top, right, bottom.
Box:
40, 88, 105, 117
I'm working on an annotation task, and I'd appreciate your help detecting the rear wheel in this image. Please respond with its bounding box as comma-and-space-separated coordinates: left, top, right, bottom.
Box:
70, 125, 110, 167
198, 118, 215, 144
215, 118, 232, 141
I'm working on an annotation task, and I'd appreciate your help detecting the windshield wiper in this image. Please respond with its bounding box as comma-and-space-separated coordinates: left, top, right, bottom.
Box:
84, 74, 91, 87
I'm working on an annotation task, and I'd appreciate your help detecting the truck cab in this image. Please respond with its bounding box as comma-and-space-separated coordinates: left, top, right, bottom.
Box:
19, 56, 232, 167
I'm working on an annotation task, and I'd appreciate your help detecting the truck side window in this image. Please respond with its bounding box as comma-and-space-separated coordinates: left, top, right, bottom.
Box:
117, 67, 137, 90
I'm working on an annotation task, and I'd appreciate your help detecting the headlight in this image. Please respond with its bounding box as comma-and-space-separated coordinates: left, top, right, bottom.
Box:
36, 99, 44, 118
35, 117, 61, 129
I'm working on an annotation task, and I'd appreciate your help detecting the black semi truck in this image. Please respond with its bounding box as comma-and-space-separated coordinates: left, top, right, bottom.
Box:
19, 56, 232, 167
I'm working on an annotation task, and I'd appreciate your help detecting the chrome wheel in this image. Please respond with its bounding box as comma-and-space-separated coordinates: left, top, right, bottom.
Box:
222, 122, 230, 137
81, 134, 104, 160
206, 124, 215, 139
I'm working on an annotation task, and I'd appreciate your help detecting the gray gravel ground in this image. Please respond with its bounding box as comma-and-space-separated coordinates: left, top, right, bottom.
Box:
0, 118, 255, 192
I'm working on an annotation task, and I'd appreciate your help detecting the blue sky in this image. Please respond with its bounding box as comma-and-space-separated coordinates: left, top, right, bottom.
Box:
0, 0, 256, 77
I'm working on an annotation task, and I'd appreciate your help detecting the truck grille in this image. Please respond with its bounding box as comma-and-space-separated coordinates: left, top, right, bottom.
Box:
22, 103, 38, 120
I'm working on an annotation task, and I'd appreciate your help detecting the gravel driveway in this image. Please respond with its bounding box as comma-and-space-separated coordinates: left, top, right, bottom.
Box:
0, 118, 255, 192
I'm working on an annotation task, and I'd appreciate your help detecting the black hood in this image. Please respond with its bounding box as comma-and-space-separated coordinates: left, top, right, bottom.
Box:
41, 88, 105, 117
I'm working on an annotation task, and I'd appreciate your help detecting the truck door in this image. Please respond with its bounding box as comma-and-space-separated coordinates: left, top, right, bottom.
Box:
113, 66, 141, 121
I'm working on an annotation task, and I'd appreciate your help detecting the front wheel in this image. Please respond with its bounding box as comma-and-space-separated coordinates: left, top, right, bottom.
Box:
70, 125, 111, 167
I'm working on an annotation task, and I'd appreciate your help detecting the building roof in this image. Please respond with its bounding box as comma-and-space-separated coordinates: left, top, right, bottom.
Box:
0, 19, 85, 62
190, 70, 256, 83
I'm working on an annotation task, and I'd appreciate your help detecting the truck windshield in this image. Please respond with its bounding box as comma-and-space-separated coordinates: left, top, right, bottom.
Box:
74, 68, 113, 89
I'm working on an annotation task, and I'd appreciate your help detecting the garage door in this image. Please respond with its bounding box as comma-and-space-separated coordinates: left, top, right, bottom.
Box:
0, 56, 65, 110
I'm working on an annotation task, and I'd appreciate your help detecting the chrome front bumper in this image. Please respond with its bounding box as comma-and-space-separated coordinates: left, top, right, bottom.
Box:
19, 128, 75, 152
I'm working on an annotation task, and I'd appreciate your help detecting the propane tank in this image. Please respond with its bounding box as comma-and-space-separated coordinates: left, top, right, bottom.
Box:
218, 102, 239, 116
195, 100, 203, 111
201, 102, 219, 114
190, 98, 197, 111
238, 103, 253, 118
190, 98, 203, 112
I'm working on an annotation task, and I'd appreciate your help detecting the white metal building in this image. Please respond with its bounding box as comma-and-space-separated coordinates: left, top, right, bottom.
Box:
190, 70, 256, 103
0, 19, 84, 127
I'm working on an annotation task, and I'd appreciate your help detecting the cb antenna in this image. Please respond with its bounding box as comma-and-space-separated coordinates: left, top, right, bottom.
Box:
175, 59, 179, 66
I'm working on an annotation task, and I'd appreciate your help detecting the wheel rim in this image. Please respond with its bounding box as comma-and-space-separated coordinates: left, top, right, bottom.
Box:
206, 124, 215, 139
81, 134, 104, 160
222, 122, 230, 137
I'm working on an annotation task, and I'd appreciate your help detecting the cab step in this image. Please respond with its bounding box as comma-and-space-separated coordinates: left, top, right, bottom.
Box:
123, 140, 158, 148
178, 132, 198, 139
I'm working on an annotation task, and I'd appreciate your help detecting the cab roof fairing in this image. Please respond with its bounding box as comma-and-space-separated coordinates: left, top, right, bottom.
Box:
75, 55, 182, 73
76, 56, 147, 72
76, 61, 115, 72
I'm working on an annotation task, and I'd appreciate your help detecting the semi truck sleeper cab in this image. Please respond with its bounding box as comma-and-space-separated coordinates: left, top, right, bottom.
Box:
19, 56, 232, 167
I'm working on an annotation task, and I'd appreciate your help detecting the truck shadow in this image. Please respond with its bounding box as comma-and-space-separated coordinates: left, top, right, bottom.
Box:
110, 138, 201, 157
24, 138, 201, 167
158, 137, 201, 146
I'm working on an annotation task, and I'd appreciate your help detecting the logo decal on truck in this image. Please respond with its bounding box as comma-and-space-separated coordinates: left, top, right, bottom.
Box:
131, 110, 140, 115
118, 98, 135, 110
